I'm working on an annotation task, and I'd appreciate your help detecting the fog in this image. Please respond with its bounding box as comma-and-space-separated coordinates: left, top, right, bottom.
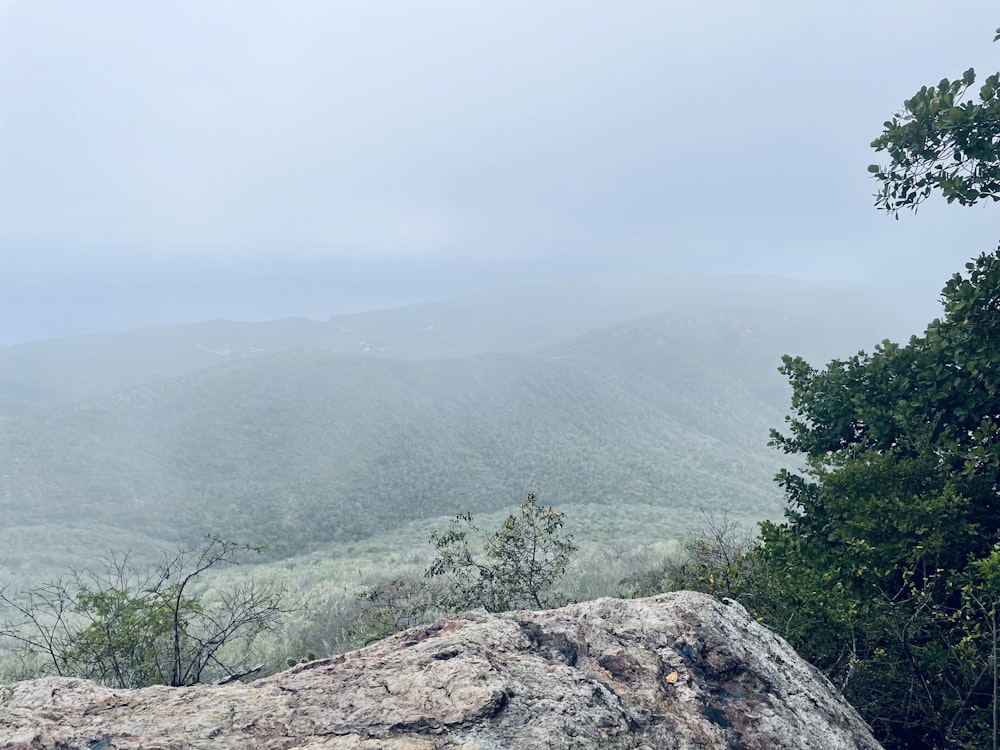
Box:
1, 0, 997, 342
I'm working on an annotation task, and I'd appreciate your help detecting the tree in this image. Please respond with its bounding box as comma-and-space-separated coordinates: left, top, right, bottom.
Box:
755, 249, 1000, 750
961, 547, 1000, 750
869, 29, 1000, 215
426, 492, 577, 612
658, 510, 760, 601
0, 537, 290, 688
726, 25, 1000, 749
352, 577, 445, 645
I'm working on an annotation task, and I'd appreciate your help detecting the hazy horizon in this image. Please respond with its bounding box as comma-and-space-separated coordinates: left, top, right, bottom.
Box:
2, 1, 997, 342
0, 268, 946, 347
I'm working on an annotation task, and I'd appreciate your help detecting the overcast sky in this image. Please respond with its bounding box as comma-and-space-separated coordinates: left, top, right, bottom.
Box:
1, 1, 998, 342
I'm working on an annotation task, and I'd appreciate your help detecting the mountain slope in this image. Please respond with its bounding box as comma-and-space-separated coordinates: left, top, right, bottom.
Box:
0, 277, 925, 575
0, 348, 779, 560
0, 275, 918, 416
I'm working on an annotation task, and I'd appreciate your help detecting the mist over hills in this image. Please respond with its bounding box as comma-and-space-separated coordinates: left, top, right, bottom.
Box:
0, 274, 921, 417
0, 275, 927, 575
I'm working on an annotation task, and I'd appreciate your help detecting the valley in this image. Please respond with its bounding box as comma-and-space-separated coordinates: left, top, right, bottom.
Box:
0, 274, 926, 675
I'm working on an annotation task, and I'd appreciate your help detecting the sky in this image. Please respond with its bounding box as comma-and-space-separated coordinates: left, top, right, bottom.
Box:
0, 0, 998, 343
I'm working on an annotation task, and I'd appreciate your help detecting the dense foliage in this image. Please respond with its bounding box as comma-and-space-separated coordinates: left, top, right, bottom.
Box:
658, 255, 1000, 746
716, 29, 1000, 748
753, 251, 1000, 748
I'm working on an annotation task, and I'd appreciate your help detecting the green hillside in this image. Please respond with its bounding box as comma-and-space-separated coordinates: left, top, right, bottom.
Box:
0, 346, 775, 560
0, 297, 902, 578
0, 275, 926, 584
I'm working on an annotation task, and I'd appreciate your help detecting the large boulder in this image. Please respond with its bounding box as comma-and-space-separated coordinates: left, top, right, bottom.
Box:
1, 591, 882, 749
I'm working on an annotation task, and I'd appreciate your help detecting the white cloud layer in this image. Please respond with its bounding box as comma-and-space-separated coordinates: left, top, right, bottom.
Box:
0, 0, 998, 339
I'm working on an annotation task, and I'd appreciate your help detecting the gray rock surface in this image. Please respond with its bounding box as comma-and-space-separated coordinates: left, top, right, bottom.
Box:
1, 591, 882, 749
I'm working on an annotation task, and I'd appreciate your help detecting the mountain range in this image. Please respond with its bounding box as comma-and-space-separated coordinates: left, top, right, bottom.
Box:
0, 274, 928, 578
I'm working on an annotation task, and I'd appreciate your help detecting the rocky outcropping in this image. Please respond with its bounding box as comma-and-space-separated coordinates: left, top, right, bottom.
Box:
1, 591, 882, 749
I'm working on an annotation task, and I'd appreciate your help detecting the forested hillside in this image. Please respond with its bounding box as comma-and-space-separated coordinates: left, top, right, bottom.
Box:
0, 277, 916, 575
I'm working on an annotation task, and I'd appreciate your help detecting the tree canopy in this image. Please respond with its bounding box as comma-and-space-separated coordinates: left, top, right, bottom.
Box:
718, 25, 1000, 750
763, 39, 1000, 736
869, 29, 1000, 215
757, 248, 1000, 748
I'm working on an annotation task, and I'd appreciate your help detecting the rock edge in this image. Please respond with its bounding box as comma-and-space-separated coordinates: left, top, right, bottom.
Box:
1, 591, 882, 749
